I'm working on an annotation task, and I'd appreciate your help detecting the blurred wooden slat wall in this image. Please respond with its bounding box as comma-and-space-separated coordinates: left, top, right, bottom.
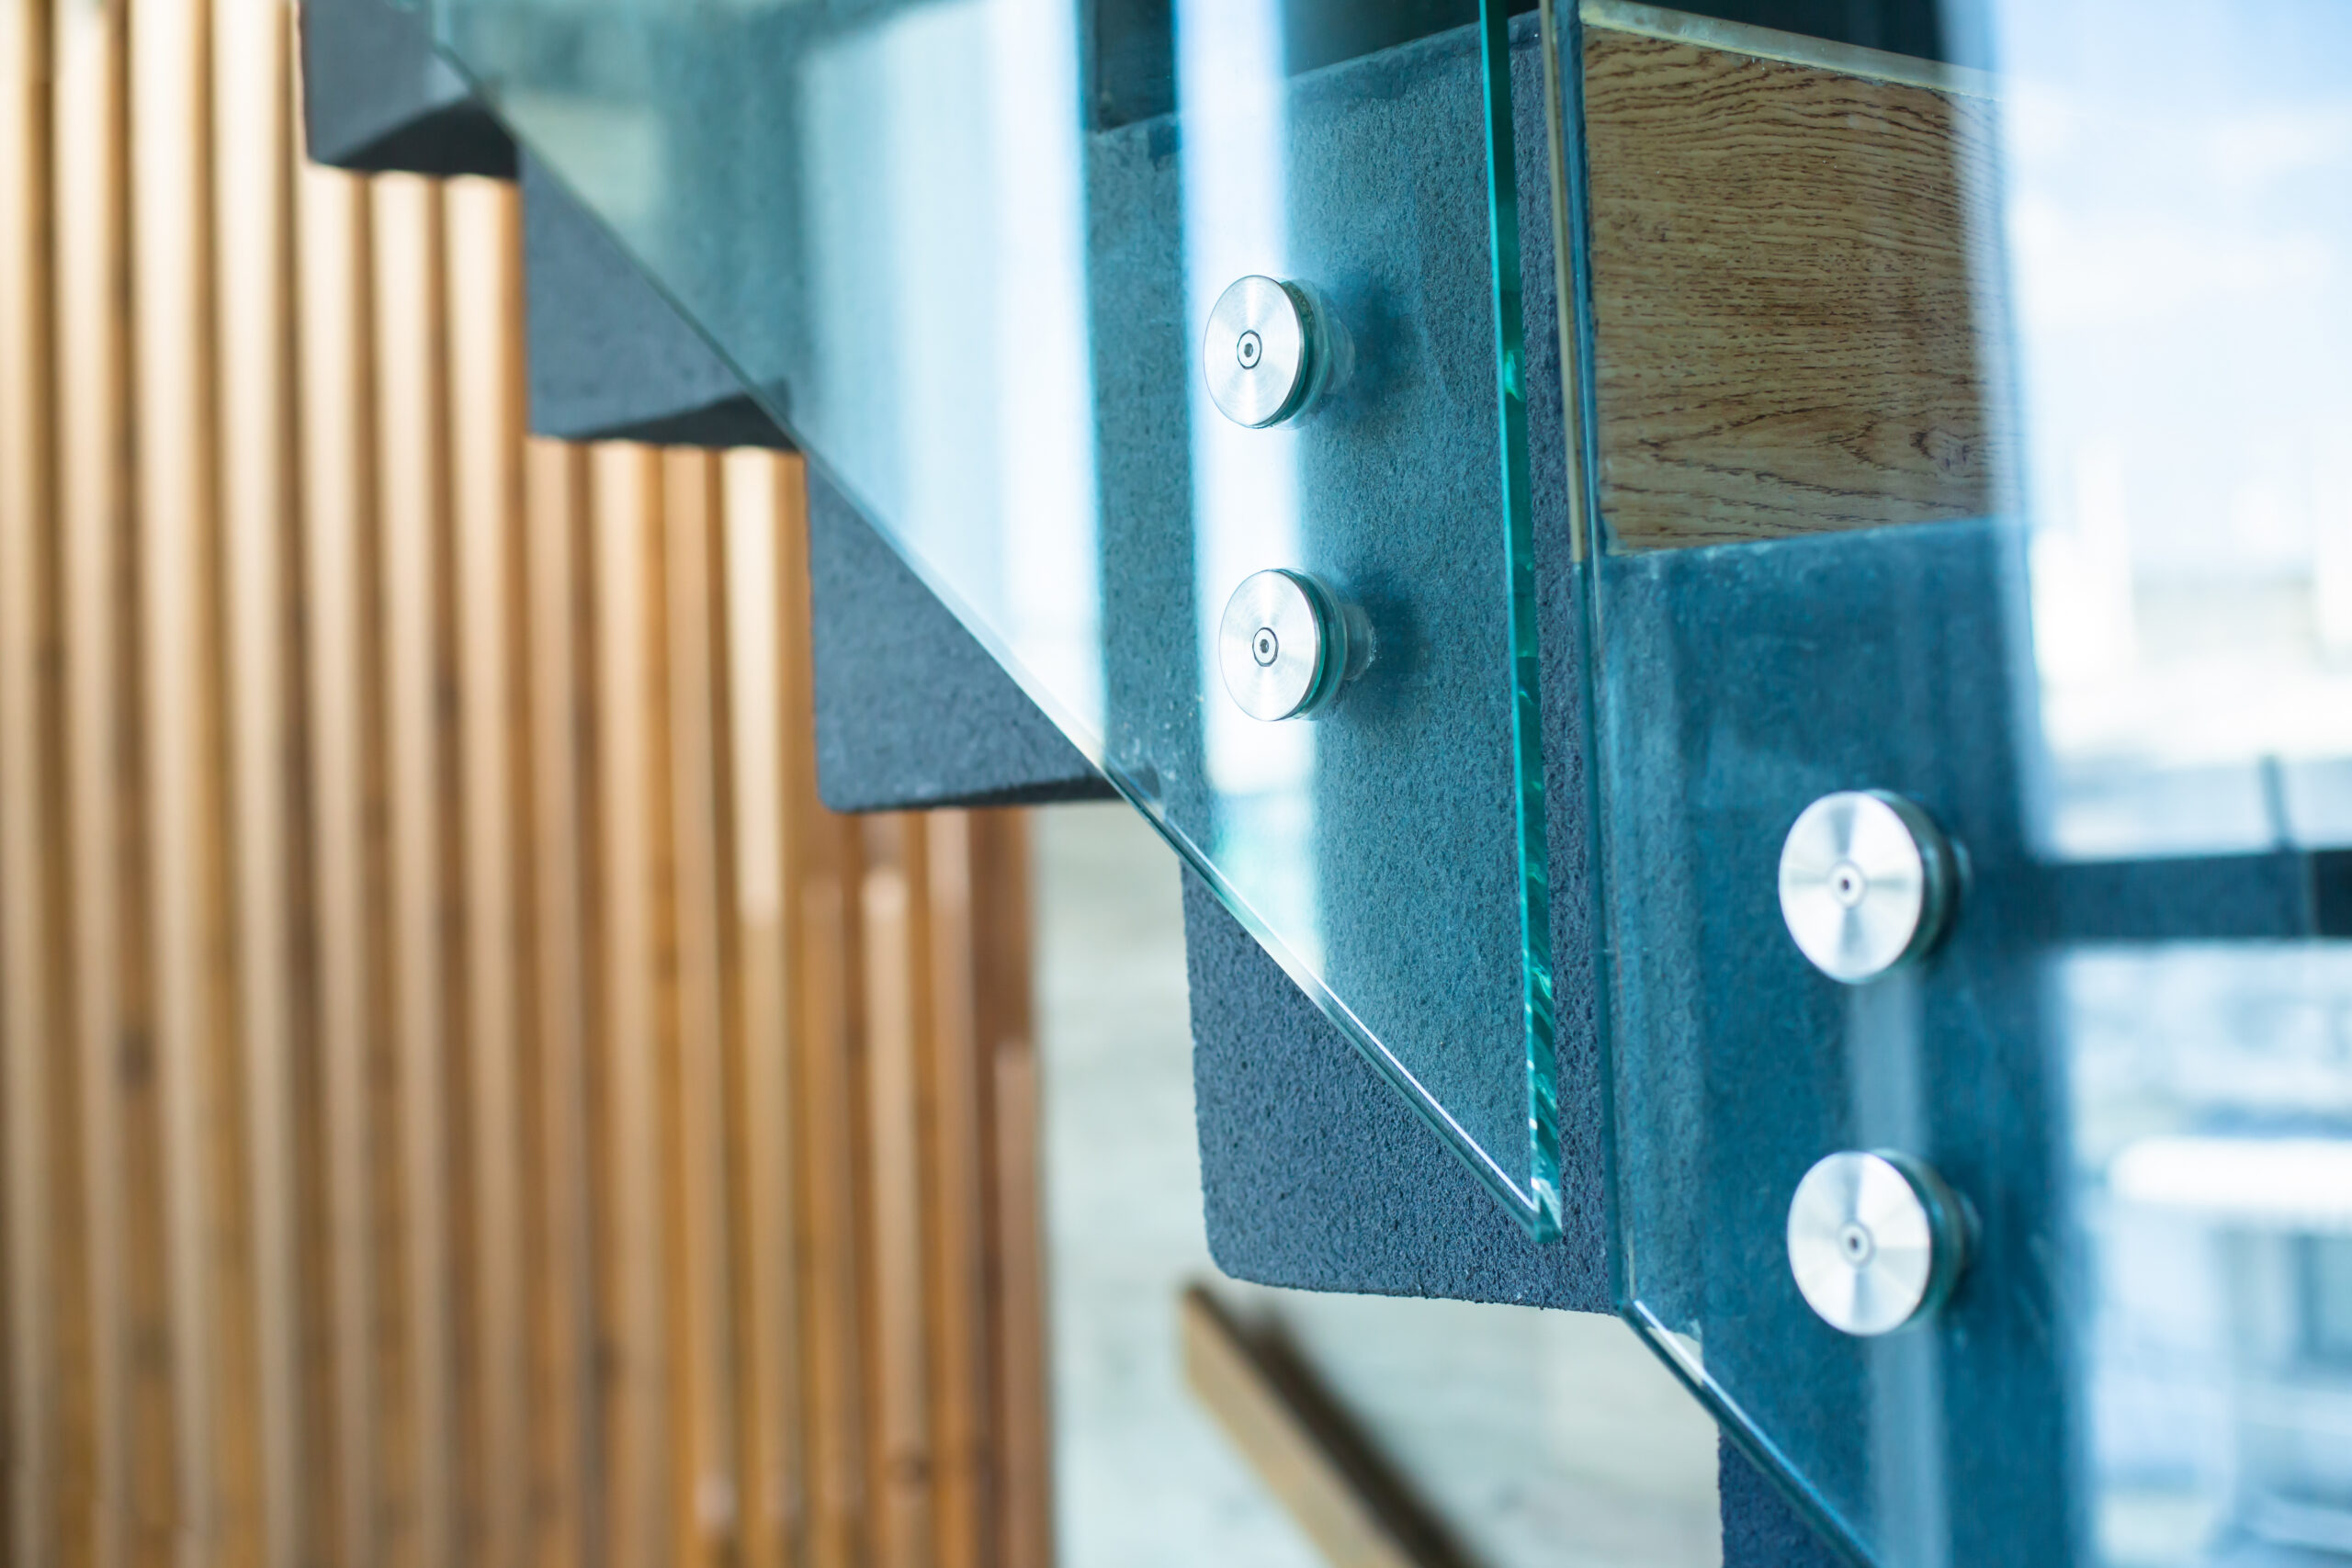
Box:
0, 0, 1055, 1563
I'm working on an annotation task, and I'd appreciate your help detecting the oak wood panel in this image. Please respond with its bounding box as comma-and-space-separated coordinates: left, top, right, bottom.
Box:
1584, 19, 2004, 551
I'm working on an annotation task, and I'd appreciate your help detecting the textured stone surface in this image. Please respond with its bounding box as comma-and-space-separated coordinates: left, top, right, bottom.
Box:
521, 155, 790, 449
299, 0, 513, 177
807, 465, 1115, 813
1184, 871, 1608, 1309
1720, 1438, 1849, 1568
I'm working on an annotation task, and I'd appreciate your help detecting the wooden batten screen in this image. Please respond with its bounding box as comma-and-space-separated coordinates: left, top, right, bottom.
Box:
0, 0, 1053, 1564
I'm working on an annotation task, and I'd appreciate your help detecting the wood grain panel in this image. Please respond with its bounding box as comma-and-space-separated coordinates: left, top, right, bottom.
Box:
1583, 17, 2004, 550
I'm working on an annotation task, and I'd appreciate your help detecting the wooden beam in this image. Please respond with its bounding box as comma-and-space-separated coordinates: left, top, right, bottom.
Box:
1180, 1287, 1470, 1568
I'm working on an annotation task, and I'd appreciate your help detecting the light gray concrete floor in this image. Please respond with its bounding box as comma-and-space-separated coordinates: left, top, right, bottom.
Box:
1035, 803, 1720, 1568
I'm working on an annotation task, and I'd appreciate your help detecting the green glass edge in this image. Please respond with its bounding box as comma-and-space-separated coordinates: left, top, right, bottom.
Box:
1478, 0, 1563, 1235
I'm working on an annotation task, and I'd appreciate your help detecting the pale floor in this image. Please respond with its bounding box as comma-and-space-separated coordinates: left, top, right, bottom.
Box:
1034, 803, 1721, 1568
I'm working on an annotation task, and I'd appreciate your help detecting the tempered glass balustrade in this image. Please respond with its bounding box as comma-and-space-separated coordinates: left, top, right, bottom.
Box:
1561, 0, 2352, 1562
428, 0, 1563, 1229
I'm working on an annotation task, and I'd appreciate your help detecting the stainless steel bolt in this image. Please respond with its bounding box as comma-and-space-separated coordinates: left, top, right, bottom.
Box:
1787, 1150, 1969, 1337
1778, 790, 1957, 984
1203, 276, 1319, 428
1218, 570, 1364, 721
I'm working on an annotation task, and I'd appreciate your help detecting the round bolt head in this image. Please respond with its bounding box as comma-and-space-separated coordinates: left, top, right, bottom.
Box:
1787, 1150, 1966, 1337
1220, 570, 1337, 721
1778, 790, 1955, 985
1204, 276, 1315, 428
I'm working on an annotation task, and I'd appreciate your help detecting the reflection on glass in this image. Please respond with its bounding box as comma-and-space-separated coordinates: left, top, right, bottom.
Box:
2008, 1, 2352, 862
1037, 804, 1716, 1568
431, 0, 1562, 1231
1568, 0, 2352, 1562
2067, 947, 2352, 1566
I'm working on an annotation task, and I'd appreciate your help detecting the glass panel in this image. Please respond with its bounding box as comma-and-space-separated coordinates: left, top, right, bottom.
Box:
1036, 802, 1718, 1567
431, 0, 1563, 1229
1564, 0, 2352, 1562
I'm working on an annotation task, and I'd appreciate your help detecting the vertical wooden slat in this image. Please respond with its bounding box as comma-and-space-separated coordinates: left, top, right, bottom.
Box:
370, 170, 454, 1568
212, 0, 303, 1560
921, 810, 994, 1568
74, 0, 180, 1562
0, 0, 61, 1559
132, 0, 253, 1549
661, 447, 743, 1568
14, 93, 1052, 1568
590, 443, 674, 1568
719, 450, 807, 1568
990, 1032, 1049, 1568
56, 2, 136, 1562
976, 814, 1050, 1568
796, 871, 867, 1568
445, 174, 528, 1568
521, 437, 598, 1568
861, 820, 934, 1568
296, 144, 376, 1568
773, 448, 869, 1568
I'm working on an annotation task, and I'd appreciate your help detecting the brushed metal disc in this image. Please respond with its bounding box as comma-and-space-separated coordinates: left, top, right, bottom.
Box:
1787, 1151, 1964, 1337
1778, 790, 1954, 985
1219, 570, 1331, 721
1204, 276, 1314, 428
